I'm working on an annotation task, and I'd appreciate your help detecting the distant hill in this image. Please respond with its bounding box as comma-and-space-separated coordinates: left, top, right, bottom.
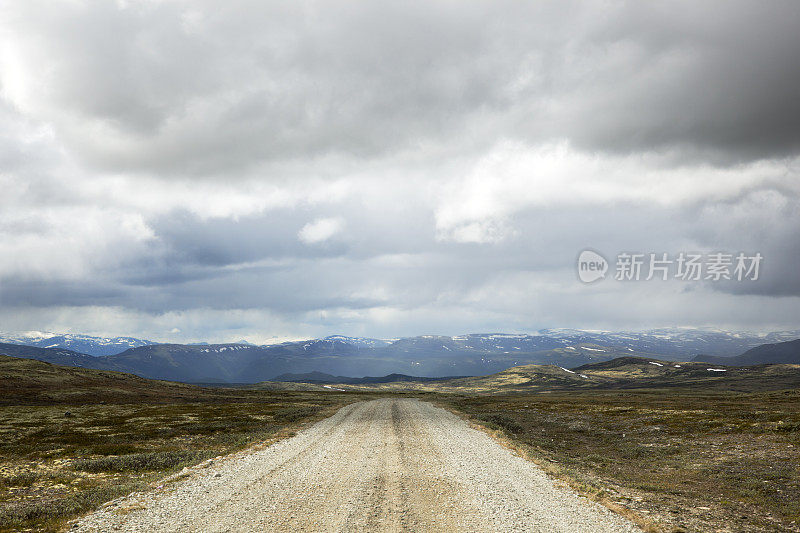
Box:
322, 356, 800, 393
573, 356, 800, 391
270, 371, 462, 384
692, 339, 800, 366
271, 371, 352, 383
0, 355, 249, 405
0, 343, 124, 371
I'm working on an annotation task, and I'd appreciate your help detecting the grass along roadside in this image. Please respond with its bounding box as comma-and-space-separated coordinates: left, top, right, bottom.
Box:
441, 389, 800, 533
0, 392, 365, 532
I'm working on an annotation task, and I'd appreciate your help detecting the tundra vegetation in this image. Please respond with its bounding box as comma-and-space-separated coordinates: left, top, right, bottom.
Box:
444, 389, 800, 532
1, 355, 799, 532
0, 357, 366, 532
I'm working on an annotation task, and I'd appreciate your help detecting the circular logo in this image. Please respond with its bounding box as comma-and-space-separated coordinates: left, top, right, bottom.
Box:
577, 250, 608, 283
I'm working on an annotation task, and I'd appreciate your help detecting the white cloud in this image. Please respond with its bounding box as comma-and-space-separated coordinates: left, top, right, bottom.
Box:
298, 217, 345, 244
0, 207, 154, 280
434, 140, 800, 242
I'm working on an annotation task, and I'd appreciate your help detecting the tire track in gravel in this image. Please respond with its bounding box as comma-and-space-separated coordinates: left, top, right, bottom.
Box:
72, 399, 641, 533
187, 399, 370, 529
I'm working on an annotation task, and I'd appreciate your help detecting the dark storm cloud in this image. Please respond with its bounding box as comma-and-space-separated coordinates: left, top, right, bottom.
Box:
693, 189, 800, 298
3, 0, 800, 178
0, 278, 125, 308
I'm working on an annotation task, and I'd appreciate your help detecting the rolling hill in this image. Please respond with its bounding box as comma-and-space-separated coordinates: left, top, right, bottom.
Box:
0, 343, 123, 371
0, 355, 249, 405
692, 339, 800, 366
269, 371, 463, 384
313, 356, 800, 393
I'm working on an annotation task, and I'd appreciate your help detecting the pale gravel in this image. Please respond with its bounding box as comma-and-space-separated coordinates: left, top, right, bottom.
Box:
70, 398, 641, 532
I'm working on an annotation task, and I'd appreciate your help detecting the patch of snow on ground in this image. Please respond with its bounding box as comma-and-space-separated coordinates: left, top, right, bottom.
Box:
707, 368, 727, 372
648, 362, 663, 367
582, 347, 605, 352
674, 365, 681, 368
559, 367, 576, 374
323, 385, 346, 391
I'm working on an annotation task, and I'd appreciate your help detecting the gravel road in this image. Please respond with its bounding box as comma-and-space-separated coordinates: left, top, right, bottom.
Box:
72, 399, 640, 532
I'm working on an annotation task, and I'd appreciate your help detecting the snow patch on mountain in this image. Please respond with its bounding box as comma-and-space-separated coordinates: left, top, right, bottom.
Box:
0, 332, 155, 356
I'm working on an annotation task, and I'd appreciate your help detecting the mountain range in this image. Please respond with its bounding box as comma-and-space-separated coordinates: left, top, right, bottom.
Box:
0, 332, 155, 356
1, 328, 798, 383
3, 328, 798, 358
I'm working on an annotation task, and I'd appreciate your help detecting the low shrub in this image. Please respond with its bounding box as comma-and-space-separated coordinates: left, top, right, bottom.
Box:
72, 451, 208, 473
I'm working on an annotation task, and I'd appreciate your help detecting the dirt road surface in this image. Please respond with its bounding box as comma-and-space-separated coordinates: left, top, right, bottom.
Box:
73, 399, 639, 532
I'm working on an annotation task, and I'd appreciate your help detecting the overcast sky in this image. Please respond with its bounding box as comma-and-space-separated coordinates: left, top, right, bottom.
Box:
1, 0, 799, 343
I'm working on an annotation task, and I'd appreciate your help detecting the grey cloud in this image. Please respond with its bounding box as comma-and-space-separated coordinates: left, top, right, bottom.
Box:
0, 278, 125, 308
560, 2, 800, 160
149, 211, 349, 267
0, 202, 728, 310
3, 1, 800, 178
1, 1, 799, 339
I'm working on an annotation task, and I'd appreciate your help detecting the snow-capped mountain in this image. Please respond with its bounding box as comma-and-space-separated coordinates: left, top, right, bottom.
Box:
0, 332, 155, 356
322, 335, 393, 348
381, 329, 800, 358
535, 328, 800, 356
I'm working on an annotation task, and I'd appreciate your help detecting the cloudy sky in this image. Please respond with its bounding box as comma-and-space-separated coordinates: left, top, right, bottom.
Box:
1, 0, 799, 343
